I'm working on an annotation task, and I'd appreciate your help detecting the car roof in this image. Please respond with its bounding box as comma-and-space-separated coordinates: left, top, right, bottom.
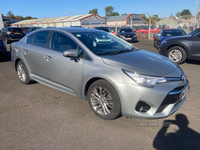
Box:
119, 27, 132, 29
36, 27, 103, 33
162, 29, 184, 31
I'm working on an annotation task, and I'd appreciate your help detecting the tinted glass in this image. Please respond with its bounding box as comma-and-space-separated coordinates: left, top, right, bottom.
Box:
95, 27, 110, 32
72, 31, 134, 56
27, 33, 34, 44
32, 31, 49, 47
8, 28, 23, 32
50, 32, 77, 53
163, 30, 186, 36
119, 29, 133, 33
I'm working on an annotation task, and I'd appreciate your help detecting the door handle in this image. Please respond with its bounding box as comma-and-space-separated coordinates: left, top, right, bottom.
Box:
45, 55, 52, 62
23, 49, 29, 55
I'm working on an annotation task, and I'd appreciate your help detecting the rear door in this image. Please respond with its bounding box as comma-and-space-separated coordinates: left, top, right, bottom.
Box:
191, 33, 200, 59
22, 31, 50, 78
44, 31, 84, 95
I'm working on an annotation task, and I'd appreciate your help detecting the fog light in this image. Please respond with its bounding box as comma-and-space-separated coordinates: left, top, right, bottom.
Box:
136, 101, 151, 113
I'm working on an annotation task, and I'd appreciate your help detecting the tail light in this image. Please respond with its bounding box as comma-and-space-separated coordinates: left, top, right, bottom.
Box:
10, 45, 12, 52
7, 31, 13, 34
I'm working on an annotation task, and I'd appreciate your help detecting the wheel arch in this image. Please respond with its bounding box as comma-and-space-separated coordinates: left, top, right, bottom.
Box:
15, 58, 22, 71
165, 43, 189, 58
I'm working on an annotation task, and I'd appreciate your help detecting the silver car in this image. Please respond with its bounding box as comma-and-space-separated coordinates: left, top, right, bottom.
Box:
11, 27, 189, 120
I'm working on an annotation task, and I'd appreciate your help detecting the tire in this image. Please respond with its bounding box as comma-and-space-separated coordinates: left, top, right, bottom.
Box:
5, 36, 10, 44
87, 79, 121, 120
166, 46, 187, 64
17, 60, 31, 84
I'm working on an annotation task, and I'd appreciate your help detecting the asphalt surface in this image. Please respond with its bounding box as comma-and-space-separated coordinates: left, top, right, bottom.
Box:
0, 40, 200, 150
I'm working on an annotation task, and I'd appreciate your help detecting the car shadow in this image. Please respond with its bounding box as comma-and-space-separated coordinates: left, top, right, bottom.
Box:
153, 114, 200, 150
185, 59, 200, 65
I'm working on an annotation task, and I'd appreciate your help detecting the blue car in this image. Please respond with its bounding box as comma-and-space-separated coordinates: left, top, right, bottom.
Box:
154, 29, 187, 49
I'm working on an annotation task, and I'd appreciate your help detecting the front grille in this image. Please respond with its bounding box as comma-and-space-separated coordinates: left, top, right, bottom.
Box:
124, 35, 133, 38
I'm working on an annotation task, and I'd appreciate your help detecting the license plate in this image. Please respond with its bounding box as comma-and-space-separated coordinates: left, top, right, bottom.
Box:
125, 38, 132, 40
14, 33, 20, 34
180, 86, 189, 100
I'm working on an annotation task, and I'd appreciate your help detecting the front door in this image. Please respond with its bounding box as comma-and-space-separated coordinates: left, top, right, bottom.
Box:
44, 31, 84, 96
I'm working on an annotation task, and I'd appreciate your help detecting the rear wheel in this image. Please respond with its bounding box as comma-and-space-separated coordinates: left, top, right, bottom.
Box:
17, 60, 31, 84
167, 46, 187, 64
87, 80, 121, 120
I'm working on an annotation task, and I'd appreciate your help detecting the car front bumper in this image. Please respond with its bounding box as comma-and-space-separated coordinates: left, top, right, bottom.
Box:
115, 79, 189, 119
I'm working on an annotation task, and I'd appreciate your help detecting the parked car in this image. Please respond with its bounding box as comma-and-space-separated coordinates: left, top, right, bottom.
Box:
21, 27, 31, 34
26, 27, 43, 35
154, 29, 187, 49
177, 26, 182, 29
118, 27, 137, 42
0, 27, 25, 44
183, 26, 187, 29
188, 28, 200, 35
11, 27, 189, 120
159, 32, 200, 64
0, 36, 7, 61
94, 26, 113, 34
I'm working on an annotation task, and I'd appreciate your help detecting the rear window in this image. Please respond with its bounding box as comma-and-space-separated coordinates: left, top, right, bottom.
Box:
8, 28, 22, 32
163, 30, 186, 36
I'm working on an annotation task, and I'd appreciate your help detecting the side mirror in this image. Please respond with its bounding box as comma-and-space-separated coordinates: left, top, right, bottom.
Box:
63, 49, 79, 62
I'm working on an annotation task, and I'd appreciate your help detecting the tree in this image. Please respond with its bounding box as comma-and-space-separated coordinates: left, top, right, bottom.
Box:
141, 14, 147, 20
180, 9, 191, 16
122, 13, 128, 16
105, 6, 114, 16
176, 12, 181, 17
23, 16, 37, 20
15, 15, 23, 21
110, 12, 119, 16
6, 11, 15, 18
152, 14, 159, 22
89, 9, 98, 14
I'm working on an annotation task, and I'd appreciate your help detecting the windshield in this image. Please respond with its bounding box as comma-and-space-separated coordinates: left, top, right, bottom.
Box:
119, 29, 133, 33
95, 27, 111, 32
72, 31, 134, 56
163, 30, 186, 36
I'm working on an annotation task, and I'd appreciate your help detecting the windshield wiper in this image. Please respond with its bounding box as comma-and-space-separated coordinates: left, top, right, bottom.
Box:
110, 48, 134, 55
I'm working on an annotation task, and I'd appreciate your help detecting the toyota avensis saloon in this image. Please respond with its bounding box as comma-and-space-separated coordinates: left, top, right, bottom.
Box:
11, 27, 189, 120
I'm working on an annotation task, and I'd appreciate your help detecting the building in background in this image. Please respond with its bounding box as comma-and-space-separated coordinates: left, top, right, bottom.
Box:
11, 14, 106, 28
2, 15, 18, 26
106, 14, 147, 27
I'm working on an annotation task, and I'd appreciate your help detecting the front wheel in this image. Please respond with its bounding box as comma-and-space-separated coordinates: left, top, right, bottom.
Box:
17, 60, 32, 84
167, 46, 187, 64
87, 80, 121, 120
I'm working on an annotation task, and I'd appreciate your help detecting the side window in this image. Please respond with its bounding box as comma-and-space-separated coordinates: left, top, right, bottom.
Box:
195, 33, 200, 37
50, 32, 77, 53
27, 33, 34, 44
32, 31, 49, 47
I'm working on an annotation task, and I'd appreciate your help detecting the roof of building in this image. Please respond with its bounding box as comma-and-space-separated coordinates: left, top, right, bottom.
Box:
107, 15, 129, 21
12, 14, 106, 25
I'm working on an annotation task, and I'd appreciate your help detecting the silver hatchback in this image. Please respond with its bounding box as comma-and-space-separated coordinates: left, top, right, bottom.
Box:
11, 27, 189, 120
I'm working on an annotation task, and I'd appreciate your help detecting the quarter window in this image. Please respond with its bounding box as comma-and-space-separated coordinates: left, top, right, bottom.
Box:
27, 33, 34, 44
32, 31, 49, 47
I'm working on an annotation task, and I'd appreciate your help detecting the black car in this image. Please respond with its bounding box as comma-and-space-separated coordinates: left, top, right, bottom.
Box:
0, 37, 7, 61
118, 27, 137, 42
0, 27, 25, 44
159, 33, 200, 64
94, 26, 112, 33
26, 27, 43, 35
188, 28, 200, 35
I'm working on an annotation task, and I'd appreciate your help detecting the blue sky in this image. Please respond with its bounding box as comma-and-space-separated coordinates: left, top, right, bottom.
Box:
0, 0, 198, 18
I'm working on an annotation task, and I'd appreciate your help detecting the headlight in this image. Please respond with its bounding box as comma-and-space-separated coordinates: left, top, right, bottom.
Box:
133, 35, 137, 37
124, 70, 167, 88
120, 35, 124, 38
161, 40, 167, 44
